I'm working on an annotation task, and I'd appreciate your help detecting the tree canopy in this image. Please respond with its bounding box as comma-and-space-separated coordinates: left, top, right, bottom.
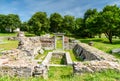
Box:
0, 5, 120, 43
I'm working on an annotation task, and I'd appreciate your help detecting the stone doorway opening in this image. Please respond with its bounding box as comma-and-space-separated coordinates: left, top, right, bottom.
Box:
54, 33, 65, 50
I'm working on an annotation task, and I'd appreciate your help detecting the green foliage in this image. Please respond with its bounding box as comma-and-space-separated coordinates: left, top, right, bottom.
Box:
28, 12, 50, 35
49, 13, 63, 33
62, 15, 75, 34
0, 14, 21, 33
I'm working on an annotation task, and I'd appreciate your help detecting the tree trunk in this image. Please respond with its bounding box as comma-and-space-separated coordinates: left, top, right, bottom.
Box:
98, 34, 101, 38
104, 31, 113, 44
108, 36, 112, 44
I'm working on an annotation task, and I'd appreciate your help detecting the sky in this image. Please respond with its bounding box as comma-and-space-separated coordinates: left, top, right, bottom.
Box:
0, 0, 120, 22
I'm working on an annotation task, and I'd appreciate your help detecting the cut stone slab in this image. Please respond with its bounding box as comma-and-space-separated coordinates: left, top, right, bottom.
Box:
38, 49, 44, 54
112, 48, 120, 54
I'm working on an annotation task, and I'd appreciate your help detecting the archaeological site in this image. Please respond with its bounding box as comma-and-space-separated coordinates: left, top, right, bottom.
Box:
0, 31, 120, 79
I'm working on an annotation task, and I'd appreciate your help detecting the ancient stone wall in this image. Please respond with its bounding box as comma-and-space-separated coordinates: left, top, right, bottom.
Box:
0, 65, 33, 77
17, 37, 41, 56
73, 43, 118, 61
73, 61, 120, 74
73, 43, 120, 74
40, 37, 54, 50
0, 64, 48, 78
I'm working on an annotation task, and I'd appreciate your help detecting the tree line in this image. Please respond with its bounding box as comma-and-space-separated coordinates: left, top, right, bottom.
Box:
0, 5, 120, 43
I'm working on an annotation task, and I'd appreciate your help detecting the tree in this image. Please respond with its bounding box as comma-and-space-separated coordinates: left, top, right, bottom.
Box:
0, 14, 21, 33
0, 14, 7, 32
75, 18, 84, 36
83, 9, 98, 38
7, 14, 21, 32
20, 22, 29, 31
28, 12, 49, 35
100, 5, 120, 43
49, 13, 63, 33
62, 15, 75, 35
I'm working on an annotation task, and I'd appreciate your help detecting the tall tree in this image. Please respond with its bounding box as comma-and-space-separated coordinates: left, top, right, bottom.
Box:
49, 13, 63, 33
0, 14, 7, 32
75, 18, 84, 36
62, 15, 75, 34
28, 12, 49, 35
0, 14, 21, 33
7, 14, 21, 32
83, 9, 98, 37
20, 22, 29, 31
100, 5, 120, 43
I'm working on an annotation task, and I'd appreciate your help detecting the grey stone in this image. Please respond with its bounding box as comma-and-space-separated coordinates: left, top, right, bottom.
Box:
112, 48, 120, 54
38, 49, 44, 54
73, 43, 118, 61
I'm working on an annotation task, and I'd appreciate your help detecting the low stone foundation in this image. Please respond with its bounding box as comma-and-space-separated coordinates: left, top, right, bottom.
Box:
42, 51, 73, 66
0, 65, 33, 77
73, 43, 118, 61
73, 43, 120, 74
73, 61, 120, 74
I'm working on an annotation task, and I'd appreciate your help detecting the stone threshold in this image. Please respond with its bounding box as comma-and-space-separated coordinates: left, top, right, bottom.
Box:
48, 64, 67, 67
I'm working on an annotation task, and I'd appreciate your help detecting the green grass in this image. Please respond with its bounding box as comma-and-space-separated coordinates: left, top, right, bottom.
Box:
56, 36, 63, 49
0, 39, 18, 51
0, 33, 17, 37
0, 69, 119, 81
50, 54, 65, 64
48, 66, 73, 80
24, 32, 36, 37
66, 50, 82, 61
79, 38, 120, 58
0, 32, 35, 37
35, 50, 52, 60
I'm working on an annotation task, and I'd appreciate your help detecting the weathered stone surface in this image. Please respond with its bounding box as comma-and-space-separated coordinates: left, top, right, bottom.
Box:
112, 48, 120, 54
17, 31, 25, 37
33, 64, 48, 79
73, 43, 120, 75
17, 37, 41, 56
88, 41, 94, 46
65, 52, 73, 65
0, 65, 33, 77
38, 49, 44, 54
73, 61, 120, 74
42, 52, 52, 65
73, 43, 118, 61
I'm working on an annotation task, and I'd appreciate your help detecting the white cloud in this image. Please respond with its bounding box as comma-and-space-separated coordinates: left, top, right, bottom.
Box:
109, 0, 120, 6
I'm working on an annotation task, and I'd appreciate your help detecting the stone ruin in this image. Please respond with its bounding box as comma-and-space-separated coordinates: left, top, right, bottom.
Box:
0, 32, 48, 78
73, 43, 120, 74
0, 31, 120, 78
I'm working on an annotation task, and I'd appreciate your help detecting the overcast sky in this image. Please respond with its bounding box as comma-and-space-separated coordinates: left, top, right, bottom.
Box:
0, 0, 120, 21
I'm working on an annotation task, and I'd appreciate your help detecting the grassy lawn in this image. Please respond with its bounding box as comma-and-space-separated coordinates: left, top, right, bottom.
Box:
0, 69, 119, 81
66, 50, 82, 61
24, 32, 36, 37
0, 33, 17, 37
35, 50, 52, 60
0, 32, 35, 37
50, 54, 65, 64
0, 39, 18, 51
79, 38, 120, 58
48, 66, 73, 80
56, 36, 63, 49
